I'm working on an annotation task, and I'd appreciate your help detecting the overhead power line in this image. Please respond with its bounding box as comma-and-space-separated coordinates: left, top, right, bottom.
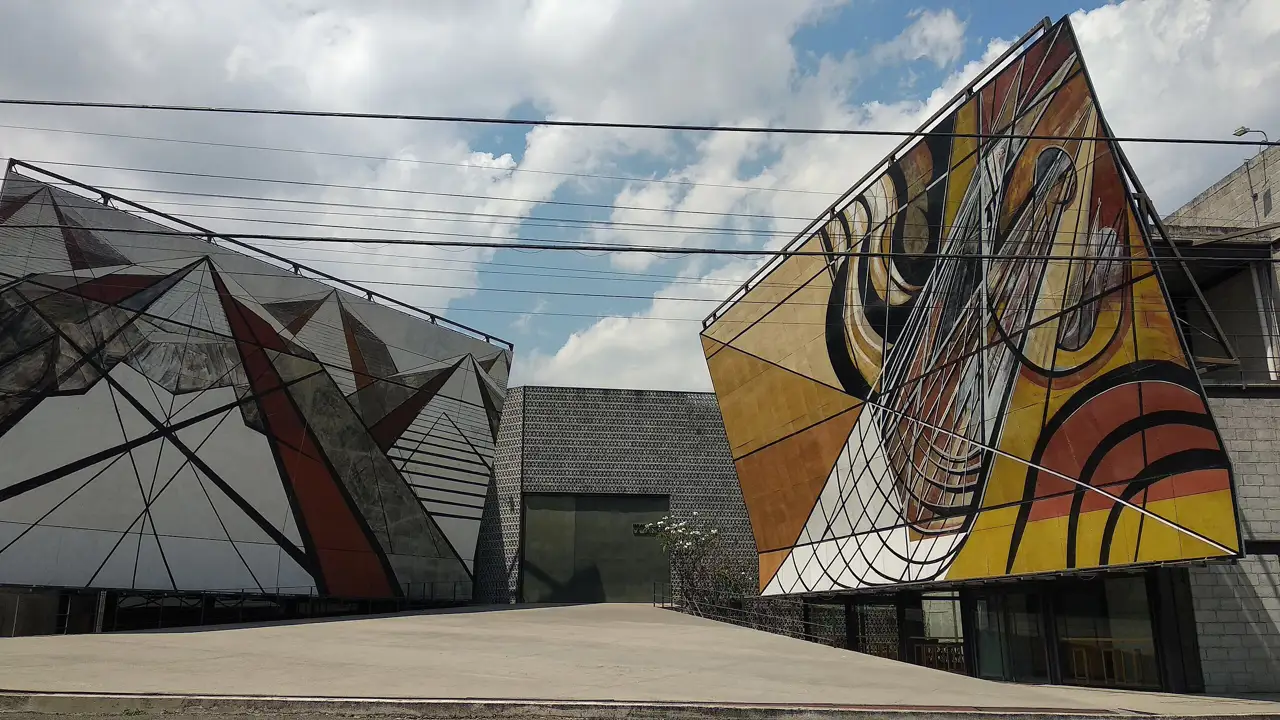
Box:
0, 98, 1275, 146
29, 160, 818, 221
3, 223, 1275, 263
0, 122, 838, 196
37, 181, 807, 236
11, 248, 1254, 319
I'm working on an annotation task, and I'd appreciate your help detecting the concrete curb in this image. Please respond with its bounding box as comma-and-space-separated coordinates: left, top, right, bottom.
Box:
1, 692, 1279, 720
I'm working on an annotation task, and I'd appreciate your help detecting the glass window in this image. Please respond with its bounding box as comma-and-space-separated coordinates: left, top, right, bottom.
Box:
972, 591, 1050, 684
914, 592, 965, 673
1055, 576, 1159, 689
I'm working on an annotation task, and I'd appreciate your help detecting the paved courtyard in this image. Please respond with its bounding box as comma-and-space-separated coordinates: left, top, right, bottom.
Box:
0, 604, 1276, 717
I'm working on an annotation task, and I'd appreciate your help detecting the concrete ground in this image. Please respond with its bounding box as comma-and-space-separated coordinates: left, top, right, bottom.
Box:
0, 604, 1276, 718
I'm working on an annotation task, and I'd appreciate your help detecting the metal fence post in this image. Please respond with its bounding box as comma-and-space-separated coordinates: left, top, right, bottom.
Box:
10, 594, 19, 637
93, 591, 106, 633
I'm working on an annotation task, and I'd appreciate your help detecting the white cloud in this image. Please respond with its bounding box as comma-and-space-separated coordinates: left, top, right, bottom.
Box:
2, 1, 1276, 392
872, 9, 968, 68
0, 0, 847, 311
514, 260, 759, 390
518, 0, 1280, 391
1072, 0, 1280, 214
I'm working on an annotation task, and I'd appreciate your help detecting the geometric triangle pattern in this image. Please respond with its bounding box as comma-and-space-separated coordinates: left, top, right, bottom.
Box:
701, 18, 1241, 595
0, 168, 513, 598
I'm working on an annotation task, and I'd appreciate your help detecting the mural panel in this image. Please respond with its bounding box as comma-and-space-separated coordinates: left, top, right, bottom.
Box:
702, 19, 1241, 596
0, 169, 510, 598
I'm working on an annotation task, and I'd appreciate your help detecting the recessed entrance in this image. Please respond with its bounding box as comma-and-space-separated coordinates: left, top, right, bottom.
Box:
520, 493, 670, 603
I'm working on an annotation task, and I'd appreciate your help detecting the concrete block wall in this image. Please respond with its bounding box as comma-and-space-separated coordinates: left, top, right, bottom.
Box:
1192, 397, 1280, 693
1207, 397, 1280, 541
1167, 146, 1280, 229
1189, 558, 1280, 693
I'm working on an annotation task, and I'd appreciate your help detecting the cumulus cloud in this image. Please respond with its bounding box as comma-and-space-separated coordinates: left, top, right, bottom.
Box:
872, 9, 968, 68
1, 0, 1275, 392
0, 0, 845, 309
517, 0, 1280, 390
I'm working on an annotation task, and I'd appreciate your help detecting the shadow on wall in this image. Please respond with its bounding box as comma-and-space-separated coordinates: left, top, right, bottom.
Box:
1196, 556, 1280, 693
522, 562, 606, 604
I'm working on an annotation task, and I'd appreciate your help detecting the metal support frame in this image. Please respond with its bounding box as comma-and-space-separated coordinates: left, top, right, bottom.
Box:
2, 158, 513, 350
702, 16, 1054, 328
1136, 192, 1241, 369
1191, 219, 1280, 246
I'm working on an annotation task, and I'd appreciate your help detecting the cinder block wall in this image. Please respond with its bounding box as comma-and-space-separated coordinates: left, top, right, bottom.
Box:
1191, 397, 1280, 693
1167, 146, 1280, 229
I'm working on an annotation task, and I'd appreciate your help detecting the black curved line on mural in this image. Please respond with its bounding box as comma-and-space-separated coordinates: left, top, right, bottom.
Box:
1004, 359, 1205, 574
829, 401, 997, 579
1097, 448, 1230, 567
857, 219, 916, 349
1061, 409, 1219, 569
982, 275, 1127, 380
887, 123, 952, 289
824, 258, 873, 399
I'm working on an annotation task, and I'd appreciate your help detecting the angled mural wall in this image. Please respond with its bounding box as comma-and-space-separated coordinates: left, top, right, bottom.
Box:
0, 167, 510, 598
701, 19, 1242, 596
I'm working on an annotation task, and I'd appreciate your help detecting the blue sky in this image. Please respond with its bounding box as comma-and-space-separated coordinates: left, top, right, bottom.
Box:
450, 1, 1117, 365
1, 0, 1277, 390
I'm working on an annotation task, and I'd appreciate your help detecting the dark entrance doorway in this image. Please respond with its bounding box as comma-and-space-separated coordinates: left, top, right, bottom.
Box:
520, 493, 669, 603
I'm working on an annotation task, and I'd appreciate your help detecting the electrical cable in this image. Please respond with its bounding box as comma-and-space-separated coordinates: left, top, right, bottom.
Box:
0, 122, 839, 196
1, 98, 1275, 146
4, 222, 1275, 262
26, 160, 820, 221
6, 246, 1269, 313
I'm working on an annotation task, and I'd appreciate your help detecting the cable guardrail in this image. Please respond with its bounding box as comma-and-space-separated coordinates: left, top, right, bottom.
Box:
652, 582, 846, 648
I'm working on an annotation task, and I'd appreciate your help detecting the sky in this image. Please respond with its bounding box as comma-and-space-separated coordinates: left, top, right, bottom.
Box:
0, 0, 1278, 392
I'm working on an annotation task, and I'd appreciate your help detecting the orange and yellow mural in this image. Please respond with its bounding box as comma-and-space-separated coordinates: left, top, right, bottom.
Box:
701, 18, 1241, 596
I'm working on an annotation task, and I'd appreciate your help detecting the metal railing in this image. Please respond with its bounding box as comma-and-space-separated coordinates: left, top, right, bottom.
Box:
653, 582, 846, 648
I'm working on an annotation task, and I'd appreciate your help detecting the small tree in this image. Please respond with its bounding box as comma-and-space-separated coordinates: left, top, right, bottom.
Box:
642, 513, 752, 617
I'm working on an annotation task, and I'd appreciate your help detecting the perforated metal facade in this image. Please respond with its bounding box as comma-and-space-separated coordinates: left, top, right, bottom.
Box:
474, 386, 754, 603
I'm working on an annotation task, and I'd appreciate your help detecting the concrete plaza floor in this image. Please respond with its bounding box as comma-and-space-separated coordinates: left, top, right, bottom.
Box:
0, 604, 1276, 717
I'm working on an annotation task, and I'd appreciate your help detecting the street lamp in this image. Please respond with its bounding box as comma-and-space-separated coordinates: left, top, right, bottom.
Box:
1235, 127, 1272, 223
1235, 126, 1270, 144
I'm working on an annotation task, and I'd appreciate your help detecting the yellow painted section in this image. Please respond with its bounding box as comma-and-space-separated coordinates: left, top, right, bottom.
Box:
728, 259, 842, 389
948, 489, 1239, 582
703, 234, 828, 349
943, 96, 979, 228
701, 337, 859, 459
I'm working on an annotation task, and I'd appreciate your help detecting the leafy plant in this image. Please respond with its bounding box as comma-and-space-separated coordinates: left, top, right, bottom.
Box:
642, 512, 752, 615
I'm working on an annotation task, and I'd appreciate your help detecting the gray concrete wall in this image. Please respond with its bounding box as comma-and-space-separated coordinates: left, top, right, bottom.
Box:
1191, 397, 1280, 693
1167, 146, 1280, 230
1207, 397, 1280, 542
475, 386, 754, 603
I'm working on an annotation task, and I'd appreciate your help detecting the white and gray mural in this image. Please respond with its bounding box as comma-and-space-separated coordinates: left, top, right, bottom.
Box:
0, 168, 510, 599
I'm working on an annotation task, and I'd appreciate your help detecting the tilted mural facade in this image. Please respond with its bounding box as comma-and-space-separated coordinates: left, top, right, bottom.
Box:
0, 168, 510, 598
702, 19, 1242, 596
